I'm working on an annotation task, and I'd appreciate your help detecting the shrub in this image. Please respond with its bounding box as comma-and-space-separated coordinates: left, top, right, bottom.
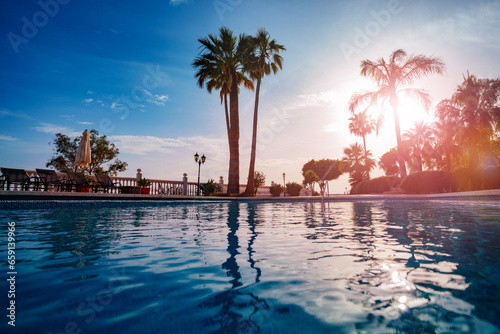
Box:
286, 182, 303, 196
200, 179, 221, 196
400, 171, 453, 194
269, 183, 284, 197
137, 178, 151, 187
350, 176, 401, 194
452, 166, 500, 191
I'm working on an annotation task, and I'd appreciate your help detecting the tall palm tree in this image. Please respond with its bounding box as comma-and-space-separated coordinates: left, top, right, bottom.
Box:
244, 28, 285, 195
403, 121, 434, 172
348, 110, 376, 157
433, 100, 461, 172
348, 49, 446, 178
193, 27, 255, 194
343, 143, 376, 187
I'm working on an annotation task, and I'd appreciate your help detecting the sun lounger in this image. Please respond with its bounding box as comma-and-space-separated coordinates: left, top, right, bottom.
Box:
0, 167, 39, 191
95, 174, 122, 193
35, 169, 71, 191
66, 172, 97, 192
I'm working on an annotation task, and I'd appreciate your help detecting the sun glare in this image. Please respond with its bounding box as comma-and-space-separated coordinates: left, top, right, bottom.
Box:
396, 95, 435, 132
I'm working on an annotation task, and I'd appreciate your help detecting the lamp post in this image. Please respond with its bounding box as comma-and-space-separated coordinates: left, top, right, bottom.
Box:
282, 172, 286, 196
194, 153, 206, 196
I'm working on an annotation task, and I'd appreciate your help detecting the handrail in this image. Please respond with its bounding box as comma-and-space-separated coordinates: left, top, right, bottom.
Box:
2, 170, 272, 196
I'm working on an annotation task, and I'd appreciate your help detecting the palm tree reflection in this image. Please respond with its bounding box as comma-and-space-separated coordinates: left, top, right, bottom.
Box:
203, 202, 269, 333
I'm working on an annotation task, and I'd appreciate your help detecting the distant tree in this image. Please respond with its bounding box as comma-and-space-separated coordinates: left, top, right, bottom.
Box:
343, 143, 376, 187
253, 170, 266, 194
349, 49, 446, 178
47, 129, 128, 176
245, 28, 285, 195
302, 169, 319, 191
435, 73, 500, 169
378, 148, 399, 176
348, 110, 376, 157
403, 121, 434, 172
302, 159, 343, 196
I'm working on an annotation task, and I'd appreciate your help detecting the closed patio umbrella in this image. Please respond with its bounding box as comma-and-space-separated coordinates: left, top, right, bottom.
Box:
74, 129, 91, 170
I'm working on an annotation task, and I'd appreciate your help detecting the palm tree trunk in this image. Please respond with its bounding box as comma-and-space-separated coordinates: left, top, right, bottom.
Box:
224, 93, 230, 145
244, 75, 262, 195
227, 77, 240, 195
390, 96, 408, 178
362, 135, 367, 157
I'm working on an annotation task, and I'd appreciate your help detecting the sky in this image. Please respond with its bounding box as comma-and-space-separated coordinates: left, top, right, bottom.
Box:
1, 0, 499, 193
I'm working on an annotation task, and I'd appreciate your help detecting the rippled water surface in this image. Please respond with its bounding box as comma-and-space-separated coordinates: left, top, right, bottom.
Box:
1, 200, 500, 333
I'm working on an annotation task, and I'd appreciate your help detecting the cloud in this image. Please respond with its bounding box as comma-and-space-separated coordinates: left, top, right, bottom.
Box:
424, 2, 500, 48
111, 102, 124, 109
0, 108, 34, 120
169, 0, 188, 6
87, 90, 95, 95
32, 123, 81, 137
83, 98, 94, 103
296, 89, 338, 108
0, 134, 18, 141
144, 90, 169, 106
78, 121, 93, 125
109, 135, 189, 155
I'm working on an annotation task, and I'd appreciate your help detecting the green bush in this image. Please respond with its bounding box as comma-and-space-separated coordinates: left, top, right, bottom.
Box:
199, 179, 222, 196
269, 183, 284, 197
286, 182, 303, 196
400, 171, 454, 194
350, 176, 401, 194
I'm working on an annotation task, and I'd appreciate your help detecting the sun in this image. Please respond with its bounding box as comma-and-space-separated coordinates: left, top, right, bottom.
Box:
396, 95, 435, 132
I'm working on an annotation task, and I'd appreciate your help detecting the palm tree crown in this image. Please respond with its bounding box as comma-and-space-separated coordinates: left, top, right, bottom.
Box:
348, 110, 376, 157
348, 49, 446, 178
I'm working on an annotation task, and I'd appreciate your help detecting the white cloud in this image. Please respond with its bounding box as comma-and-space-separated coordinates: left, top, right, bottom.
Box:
78, 121, 93, 125
0, 134, 18, 141
0, 109, 34, 120
109, 135, 189, 155
32, 123, 81, 137
87, 90, 95, 95
144, 89, 169, 106
169, 0, 188, 6
83, 98, 94, 103
111, 102, 124, 109
296, 89, 338, 108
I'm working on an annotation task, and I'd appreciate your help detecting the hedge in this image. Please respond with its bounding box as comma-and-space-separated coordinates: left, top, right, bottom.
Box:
350, 176, 401, 194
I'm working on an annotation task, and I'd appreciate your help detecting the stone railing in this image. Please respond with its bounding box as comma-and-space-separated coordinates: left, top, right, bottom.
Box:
2, 170, 272, 196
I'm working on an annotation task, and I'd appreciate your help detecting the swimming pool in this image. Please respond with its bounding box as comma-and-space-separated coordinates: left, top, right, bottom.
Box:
1, 200, 499, 333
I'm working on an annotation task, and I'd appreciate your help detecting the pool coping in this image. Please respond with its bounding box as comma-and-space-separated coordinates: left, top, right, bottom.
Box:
1, 188, 500, 202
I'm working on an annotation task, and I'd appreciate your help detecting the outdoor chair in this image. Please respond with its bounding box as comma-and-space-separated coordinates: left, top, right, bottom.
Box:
35, 169, 71, 191
0, 167, 39, 191
66, 172, 97, 192
95, 174, 122, 193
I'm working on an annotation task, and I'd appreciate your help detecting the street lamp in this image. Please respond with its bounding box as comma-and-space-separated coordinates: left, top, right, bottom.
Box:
194, 152, 206, 196
282, 172, 286, 196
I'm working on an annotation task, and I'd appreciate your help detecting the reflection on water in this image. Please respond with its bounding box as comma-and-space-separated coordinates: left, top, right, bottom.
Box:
0, 200, 499, 333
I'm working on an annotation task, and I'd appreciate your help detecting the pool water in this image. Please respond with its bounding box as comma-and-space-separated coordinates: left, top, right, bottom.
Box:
1, 200, 500, 333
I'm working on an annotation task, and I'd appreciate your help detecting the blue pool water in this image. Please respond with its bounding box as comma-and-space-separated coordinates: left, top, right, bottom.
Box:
1, 200, 500, 333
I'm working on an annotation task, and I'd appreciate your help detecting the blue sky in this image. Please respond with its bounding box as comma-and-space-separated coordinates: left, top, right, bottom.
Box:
1, 0, 499, 192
